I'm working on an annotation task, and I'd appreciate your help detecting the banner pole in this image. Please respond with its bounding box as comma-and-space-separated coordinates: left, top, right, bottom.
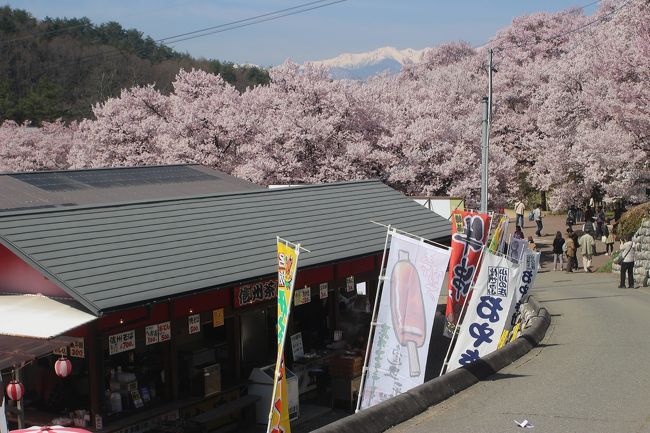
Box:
370, 220, 450, 250
439, 245, 487, 376
267, 237, 301, 433
355, 225, 393, 413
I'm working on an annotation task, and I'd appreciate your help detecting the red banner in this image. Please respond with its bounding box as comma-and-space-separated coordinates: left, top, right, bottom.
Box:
444, 210, 491, 336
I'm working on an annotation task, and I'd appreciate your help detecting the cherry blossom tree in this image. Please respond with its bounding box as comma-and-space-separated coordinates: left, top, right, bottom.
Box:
0, 120, 74, 172
2, 0, 646, 212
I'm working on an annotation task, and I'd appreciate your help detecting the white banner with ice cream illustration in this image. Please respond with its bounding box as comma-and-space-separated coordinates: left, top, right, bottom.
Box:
359, 232, 450, 410
446, 250, 521, 372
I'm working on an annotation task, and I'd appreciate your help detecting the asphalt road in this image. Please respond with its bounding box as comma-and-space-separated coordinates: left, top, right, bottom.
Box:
388, 270, 650, 433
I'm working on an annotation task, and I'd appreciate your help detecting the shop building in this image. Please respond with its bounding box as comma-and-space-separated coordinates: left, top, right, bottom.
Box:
0, 166, 449, 432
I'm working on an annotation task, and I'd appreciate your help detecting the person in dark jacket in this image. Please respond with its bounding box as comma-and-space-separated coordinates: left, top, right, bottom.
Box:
552, 231, 565, 271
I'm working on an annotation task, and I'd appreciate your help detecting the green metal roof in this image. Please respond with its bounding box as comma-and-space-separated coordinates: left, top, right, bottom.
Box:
0, 180, 450, 314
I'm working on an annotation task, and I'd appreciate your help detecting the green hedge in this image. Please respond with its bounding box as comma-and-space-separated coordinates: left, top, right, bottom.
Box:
617, 202, 650, 238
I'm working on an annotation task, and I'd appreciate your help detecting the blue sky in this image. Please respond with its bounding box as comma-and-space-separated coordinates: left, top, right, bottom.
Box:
7, 0, 600, 66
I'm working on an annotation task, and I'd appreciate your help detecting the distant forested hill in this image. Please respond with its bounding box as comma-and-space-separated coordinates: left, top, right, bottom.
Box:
0, 6, 270, 123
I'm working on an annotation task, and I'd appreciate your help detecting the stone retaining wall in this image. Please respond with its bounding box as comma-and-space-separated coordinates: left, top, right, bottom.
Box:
632, 219, 650, 287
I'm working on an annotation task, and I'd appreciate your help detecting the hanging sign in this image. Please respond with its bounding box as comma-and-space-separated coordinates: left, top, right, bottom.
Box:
109, 330, 136, 355
70, 340, 85, 358
444, 211, 491, 337
188, 314, 201, 334
53, 346, 67, 356
294, 286, 311, 306
146, 324, 160, 345
360, 232, 451, 410
356, 281, 367, 296
213, 308, 225, 327
446, 250, 520, 372
145, 322, 172, 345
235, 279, 277, 308
159, 321, 171, 342
319, 282, 329, 299
346, 276, 355, 292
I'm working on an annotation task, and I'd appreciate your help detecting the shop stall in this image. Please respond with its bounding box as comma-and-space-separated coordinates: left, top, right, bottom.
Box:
0, 176, 450, 432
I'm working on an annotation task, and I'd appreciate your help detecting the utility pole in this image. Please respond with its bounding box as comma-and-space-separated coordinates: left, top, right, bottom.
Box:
480, 48, 494, 213
480, 96, 489, 213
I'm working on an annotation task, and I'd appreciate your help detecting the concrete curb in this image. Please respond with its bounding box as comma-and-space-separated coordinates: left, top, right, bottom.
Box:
312, 296, 551, 433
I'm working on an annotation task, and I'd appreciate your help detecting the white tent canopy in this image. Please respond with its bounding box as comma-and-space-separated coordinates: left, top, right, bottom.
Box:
0, 294, 96, 339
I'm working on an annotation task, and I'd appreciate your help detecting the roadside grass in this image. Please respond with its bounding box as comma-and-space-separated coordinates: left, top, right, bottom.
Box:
597, 251, 619, 273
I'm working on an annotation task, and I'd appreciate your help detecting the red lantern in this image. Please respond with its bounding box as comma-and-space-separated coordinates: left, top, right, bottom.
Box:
54, 356, 72, 378
6, 380, 24, 401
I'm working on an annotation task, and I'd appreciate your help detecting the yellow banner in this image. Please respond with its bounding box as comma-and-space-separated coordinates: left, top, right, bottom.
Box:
268, 239, 299, 433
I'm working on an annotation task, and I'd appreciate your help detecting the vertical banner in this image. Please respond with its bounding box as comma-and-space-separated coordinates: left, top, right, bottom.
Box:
446, 250, 520, 372
268, 239, 300, 433
360, 232, 450, 409
444, 211, 492, 337
499, 250, 541, 346
507, 237, 528, 264
488, 216, 509, 253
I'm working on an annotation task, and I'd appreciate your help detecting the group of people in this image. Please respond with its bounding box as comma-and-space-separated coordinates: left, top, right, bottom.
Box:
513, 199, 636, 288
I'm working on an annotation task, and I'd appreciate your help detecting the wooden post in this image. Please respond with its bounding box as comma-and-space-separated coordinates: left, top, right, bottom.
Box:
87, 322, 103, 429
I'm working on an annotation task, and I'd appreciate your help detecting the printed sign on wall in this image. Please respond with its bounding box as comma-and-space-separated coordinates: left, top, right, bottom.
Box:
346, 276, 355, 292
70, 340, 85, 358
213, 308, 224, 327
158, 321, 171, 342
109, 330, 136, 355
235, 279, 277, 307
319, 282, 329, 299
188, 314, 201, 334
294, 286, 311, 306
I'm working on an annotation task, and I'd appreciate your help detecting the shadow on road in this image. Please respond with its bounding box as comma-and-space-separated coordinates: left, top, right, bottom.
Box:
541, 294, 626, 303
487, 372, 530, 381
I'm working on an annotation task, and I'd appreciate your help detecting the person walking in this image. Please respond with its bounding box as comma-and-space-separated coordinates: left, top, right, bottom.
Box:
515, 199, 525, 229
604, 219, 615, 255
533, 204, 543, 237
565, 230, 577, 272
595, 206, 605, 236
578, 231, 595, 272
583, 217, 598, 255
618, 236, 636, 288
552, 231, 565, 271
566, 205, 576, 228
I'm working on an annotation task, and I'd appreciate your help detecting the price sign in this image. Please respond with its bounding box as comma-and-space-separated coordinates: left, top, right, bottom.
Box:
319, 282, 328, 299
188, 314, 201, 334
70, 340, 85, 358
109, 330, 135, 355
145, 324, 160, 345
346, 276, 355, 292
294, 286, 311, 306
158, 321, 171, 342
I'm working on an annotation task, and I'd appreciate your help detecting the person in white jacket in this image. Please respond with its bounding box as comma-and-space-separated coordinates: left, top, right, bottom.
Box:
618, 236, 636, 288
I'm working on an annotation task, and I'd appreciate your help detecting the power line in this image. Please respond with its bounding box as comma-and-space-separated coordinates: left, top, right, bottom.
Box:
32, 0, 347, 73
158, 0, 339, 43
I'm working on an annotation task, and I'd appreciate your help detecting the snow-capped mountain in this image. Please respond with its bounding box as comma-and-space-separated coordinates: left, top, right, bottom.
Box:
309, 46, 427, 80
